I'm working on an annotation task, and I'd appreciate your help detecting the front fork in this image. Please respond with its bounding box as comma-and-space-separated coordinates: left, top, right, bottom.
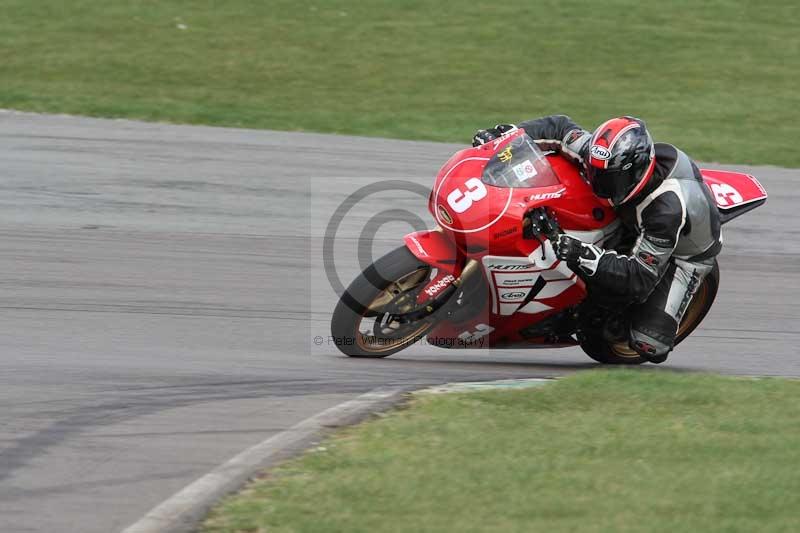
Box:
401, 229, 482, 322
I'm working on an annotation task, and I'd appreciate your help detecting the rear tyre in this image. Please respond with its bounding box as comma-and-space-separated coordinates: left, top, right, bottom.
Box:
330, 246, 436, 358
580, 261, 719, 364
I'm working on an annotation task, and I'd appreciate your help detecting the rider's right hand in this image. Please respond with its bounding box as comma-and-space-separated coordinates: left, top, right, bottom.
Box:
556, 234, 604, 276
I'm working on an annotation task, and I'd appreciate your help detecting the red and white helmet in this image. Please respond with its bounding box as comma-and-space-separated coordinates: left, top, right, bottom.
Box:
584, 116, 656, 206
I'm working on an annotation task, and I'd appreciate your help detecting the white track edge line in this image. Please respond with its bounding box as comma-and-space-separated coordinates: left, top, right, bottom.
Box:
120, 386, 408, 533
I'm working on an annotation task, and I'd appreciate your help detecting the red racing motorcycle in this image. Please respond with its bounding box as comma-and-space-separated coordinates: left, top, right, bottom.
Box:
330, 128, 767, 364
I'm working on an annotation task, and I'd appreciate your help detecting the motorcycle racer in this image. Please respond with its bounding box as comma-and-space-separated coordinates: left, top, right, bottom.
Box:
472, 116, 722, 363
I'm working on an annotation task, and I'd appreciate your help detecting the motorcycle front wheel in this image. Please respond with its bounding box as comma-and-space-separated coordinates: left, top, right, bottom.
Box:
330, 246, 437, 358
581, 261, 720, 365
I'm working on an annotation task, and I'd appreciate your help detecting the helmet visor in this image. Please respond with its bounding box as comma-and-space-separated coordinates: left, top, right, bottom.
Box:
586, 165, 640, 205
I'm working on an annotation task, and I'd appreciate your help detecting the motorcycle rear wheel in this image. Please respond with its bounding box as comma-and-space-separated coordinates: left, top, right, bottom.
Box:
581, 261, 720, 365
330, 246, 436, 358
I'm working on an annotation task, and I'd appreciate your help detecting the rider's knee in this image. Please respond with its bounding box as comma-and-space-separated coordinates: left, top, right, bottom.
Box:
629, 312, 678, 364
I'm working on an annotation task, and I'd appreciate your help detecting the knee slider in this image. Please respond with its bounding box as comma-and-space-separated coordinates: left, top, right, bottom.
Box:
629, 309, 677, 363
629, 325, 675, 364
629, 334, 670, 363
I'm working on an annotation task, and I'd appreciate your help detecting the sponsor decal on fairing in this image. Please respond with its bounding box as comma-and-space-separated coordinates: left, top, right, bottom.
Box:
486, 263, 534, 271
481, 256, 577, 315
512, 159, 538, 181
498, 147, 513, 163
496, 274, 538, 287
492, 226, 518, 239
424, 274, 455, 297
437, 204, 454, 224
500, 291, 527, 301
408, 235, 427, 257
529, 187, 566, 201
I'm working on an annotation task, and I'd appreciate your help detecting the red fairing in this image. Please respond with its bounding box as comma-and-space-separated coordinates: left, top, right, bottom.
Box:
403, 230, 459, 272
404, 230, 464, 304
428, 130, 615, 257
411, 129, 618, 348
700, 169, 768, 210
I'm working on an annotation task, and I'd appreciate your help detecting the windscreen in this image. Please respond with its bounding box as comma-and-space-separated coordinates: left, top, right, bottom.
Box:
482, 134, 560, 188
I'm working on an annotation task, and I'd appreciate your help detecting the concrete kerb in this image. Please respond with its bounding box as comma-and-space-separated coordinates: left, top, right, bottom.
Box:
120, 377, 555, 533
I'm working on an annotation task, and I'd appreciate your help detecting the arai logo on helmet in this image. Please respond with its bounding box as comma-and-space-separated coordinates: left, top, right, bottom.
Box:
590, 145, 612, 160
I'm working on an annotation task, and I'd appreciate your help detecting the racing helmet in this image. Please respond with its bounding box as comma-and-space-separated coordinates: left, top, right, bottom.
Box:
584, 116, 656, 206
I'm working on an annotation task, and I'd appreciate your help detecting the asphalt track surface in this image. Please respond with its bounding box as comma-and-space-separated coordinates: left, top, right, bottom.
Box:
0, 111, 797, 533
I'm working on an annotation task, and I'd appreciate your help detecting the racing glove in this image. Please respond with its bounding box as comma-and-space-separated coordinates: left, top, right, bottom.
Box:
556, 234, 604, 276
471, 124, 516, 147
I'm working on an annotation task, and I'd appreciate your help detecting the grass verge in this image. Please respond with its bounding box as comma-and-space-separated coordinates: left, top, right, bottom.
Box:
1, 1, 799, 166
202, 370, 800, 533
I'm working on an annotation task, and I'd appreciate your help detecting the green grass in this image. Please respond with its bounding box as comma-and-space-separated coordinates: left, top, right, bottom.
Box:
1, 1, 799, 166
203, 370, 800, 533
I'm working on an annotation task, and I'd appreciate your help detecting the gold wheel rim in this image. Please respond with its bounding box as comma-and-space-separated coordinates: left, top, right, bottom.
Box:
355, 268, 432, 354
364, 268, 428, 313
677, 280, 708, 338
611, 341, 641, 358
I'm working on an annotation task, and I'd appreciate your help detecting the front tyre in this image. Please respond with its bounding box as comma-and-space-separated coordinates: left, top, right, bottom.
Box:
581, 261, 720, 365
330, 246, 436, 358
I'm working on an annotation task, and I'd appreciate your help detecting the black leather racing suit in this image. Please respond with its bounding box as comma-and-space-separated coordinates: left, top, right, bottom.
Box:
519, 115, 722, 361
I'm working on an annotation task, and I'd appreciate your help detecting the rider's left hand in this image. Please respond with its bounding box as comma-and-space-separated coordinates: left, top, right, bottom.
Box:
556, 234, 604, 276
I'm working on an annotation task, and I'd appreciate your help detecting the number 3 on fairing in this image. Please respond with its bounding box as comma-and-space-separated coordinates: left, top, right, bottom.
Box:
447, 178, 487, 214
